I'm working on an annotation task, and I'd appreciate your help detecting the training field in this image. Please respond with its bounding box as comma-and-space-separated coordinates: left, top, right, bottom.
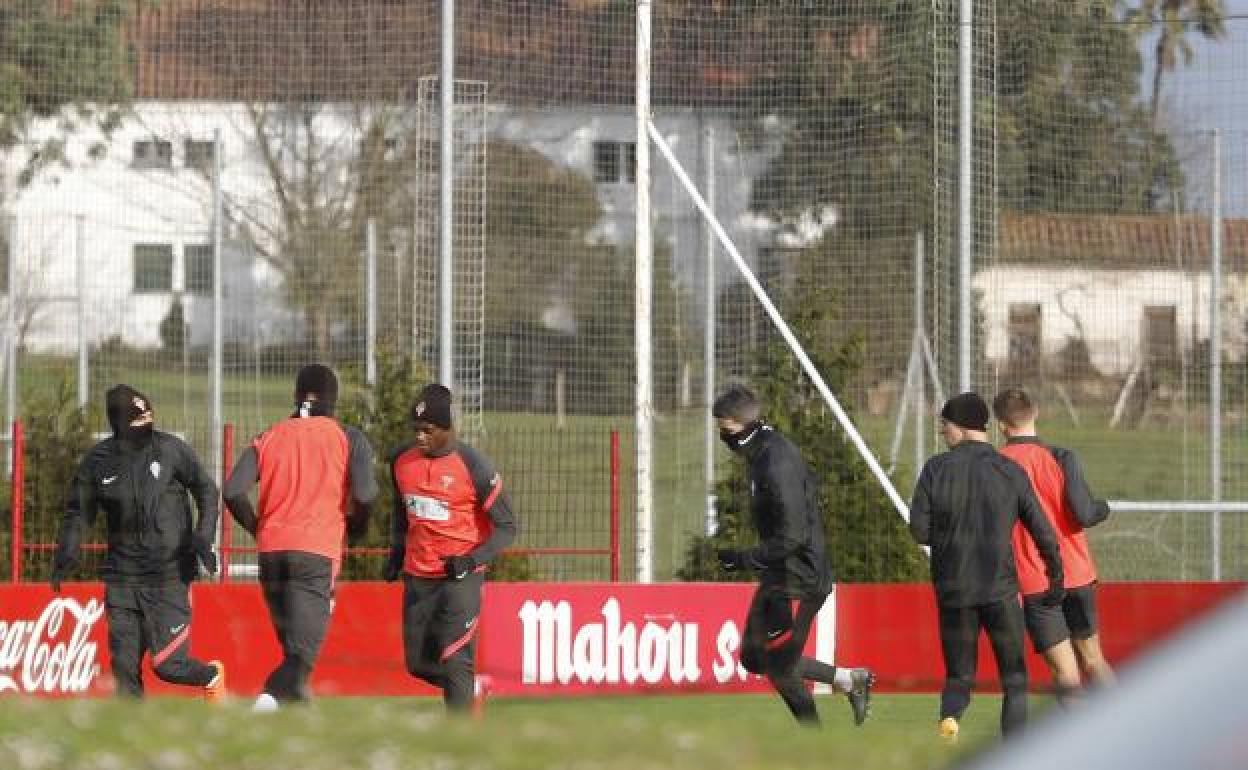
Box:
0, 694, 1032, 770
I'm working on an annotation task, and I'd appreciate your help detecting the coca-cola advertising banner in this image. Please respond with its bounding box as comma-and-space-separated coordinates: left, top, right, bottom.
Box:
0, 582, 1239, 698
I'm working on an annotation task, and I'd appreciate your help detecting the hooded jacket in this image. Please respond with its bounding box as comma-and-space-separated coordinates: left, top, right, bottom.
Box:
56, 430, 220, 584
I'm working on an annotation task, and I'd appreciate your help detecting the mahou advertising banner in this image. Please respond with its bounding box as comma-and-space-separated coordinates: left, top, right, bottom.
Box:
0, 581, 1240, 698
478, 583, 835, 696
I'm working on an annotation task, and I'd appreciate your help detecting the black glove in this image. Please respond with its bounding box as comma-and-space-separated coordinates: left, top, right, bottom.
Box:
50, 564, 67, 593
382, 548, 404, 582
191, 534, 218, 576
443, 554, 477, 581
345, 502, 371, 546
1041, 580, 1066, 607
716, 548, 748, 572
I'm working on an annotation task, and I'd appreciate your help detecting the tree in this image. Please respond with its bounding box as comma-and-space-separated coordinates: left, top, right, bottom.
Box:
1127, 0, 1226, 122
680, 276, 927, 583
483, 140, 693, 414
0, 0, 136, 188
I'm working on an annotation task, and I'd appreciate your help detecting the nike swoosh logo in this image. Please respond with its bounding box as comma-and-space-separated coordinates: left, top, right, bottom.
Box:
101, 476, 118, 485
170, 624, 185, 634
766, 630, 784, 639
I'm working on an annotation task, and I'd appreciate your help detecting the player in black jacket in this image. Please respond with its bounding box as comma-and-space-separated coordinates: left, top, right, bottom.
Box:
52, 385, 225, 700
909, 392, 1063, 740
712, 385, 874, 727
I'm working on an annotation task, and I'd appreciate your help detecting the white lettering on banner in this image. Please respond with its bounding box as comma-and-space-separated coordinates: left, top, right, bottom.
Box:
519, 598, 704, 686
712, 621, 750, 683
0, 598, 104, 694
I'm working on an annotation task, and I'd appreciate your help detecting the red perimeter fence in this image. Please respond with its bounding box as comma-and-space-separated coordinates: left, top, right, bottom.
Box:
6, 420, 621, 583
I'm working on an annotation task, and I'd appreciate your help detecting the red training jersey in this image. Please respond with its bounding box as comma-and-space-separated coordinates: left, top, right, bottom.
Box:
253, 416, 351, 564
390, 441, 508, 578
1000, 439, 1097, 594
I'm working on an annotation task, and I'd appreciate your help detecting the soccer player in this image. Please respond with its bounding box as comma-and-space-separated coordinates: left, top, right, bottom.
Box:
53, 385, 225, 700
383, 384, 518, 716
711, 385, 874, 728
993, 388, 1115, 693
910, 392, 1063, 740
223, 364, 377, 710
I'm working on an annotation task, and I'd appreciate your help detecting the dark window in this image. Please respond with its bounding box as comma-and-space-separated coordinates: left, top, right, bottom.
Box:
623, 141, 637, 183
134, 243, 173, 292
593, 141, 621, 183
185, 243, 213, 294
133, 139, 173, 170
1007, 303, 1043, 380
1143, 305, 1178, 371
593, 141, 637, 184
184, 139, 216, 173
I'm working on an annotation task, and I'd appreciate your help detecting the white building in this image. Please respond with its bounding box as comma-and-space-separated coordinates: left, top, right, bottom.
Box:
976, 213, 1248, 379
0, 100, 781, 355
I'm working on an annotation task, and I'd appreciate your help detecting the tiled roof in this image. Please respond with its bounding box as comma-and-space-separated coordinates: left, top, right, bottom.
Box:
998, 211, 1248, 271
126, 0, 775, 105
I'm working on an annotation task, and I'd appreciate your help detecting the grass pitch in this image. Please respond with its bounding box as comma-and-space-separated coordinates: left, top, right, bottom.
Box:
0, 693, 1035, 770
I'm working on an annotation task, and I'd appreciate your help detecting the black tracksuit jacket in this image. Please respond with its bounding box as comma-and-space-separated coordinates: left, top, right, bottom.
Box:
56, 432, 220, 584
909, 440, 1063, 608
736, 426, 834, 598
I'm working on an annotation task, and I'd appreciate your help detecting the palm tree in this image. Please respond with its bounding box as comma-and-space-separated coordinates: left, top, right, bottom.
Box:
1129, 0, 1227, 122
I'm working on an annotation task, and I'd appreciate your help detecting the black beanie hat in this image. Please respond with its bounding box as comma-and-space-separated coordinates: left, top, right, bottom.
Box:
941, 392, 990, 431
105, 385, 153, 436
411, 384, 453, 429
294, 364, 338, 416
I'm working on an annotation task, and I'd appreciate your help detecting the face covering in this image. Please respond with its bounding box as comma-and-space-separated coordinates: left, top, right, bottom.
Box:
105, 385, 155, 447
719, 420, 762, 453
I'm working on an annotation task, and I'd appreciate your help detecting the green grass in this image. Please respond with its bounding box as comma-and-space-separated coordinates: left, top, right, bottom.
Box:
0, 694, 1028, 770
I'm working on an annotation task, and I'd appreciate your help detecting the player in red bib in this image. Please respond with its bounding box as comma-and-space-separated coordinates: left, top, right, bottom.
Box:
224, 364, 377, 710
383, 384, 518, 715
993, 387, 1116, 701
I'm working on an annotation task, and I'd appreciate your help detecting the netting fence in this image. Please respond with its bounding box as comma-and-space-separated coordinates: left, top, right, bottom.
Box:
3, 1, 1248, 582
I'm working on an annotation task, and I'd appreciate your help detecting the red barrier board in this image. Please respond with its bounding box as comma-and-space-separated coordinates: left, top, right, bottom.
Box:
833, 582, 1246, 691
0, 581, 1239, 698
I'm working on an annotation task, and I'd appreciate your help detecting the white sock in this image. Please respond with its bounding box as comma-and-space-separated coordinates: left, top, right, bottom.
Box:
833, 668, 855, 693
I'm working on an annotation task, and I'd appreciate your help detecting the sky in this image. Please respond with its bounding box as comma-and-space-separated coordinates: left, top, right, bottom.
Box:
1137, 0, 1248, 213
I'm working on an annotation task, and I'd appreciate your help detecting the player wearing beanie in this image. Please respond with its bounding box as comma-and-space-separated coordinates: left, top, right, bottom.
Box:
910, 392, 1064, 739
384, 384, 518, 717
223, 364, 378, 710
54, 385, 225, 700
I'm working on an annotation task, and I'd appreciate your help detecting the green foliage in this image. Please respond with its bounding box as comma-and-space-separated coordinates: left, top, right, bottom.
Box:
11, 377, 98, 582
0, 0, 137, 186
483, 140, 694, 414
336, 348, 533, 581
680, 279, 927, 583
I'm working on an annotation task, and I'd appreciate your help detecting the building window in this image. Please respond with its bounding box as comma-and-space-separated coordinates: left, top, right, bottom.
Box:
593, 141, 636, 184
184, 139, 216, 174
1007, 303, 1042, 380
0, 237, 8, 294
134, 243, 173, 292
1143, 305, 1178, 372
133, 139, 173, 170
185, 244, 213, 294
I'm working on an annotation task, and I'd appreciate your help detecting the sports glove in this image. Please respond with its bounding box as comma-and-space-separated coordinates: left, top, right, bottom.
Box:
382, 547, 405, 582
1041, 580, 1066, 607
191, 534, 218, 576
443, 554, 477, 581
50, 564, 67, 593
716, 548, 751, 572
